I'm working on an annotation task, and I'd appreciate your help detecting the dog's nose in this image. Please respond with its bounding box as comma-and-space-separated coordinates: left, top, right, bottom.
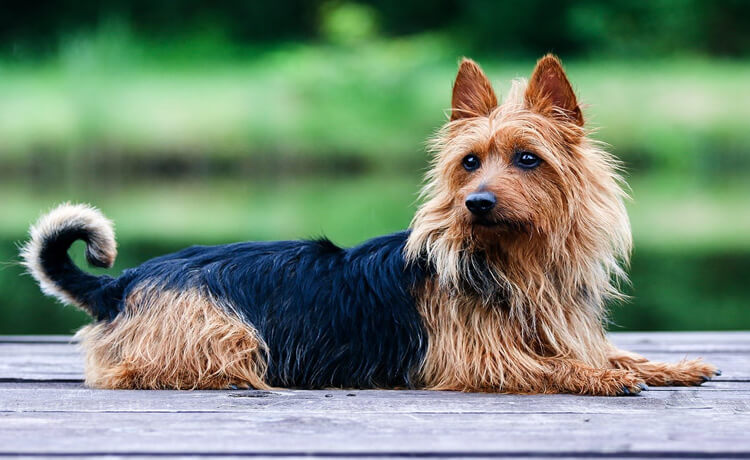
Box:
465, 192, 496, 215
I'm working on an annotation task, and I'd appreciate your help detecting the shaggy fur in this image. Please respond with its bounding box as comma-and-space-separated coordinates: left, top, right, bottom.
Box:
22, 55, 718, 394
77, 285, 269, 389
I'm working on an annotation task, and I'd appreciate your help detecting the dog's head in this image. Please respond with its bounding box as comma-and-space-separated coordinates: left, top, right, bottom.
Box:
407, 55, 631, 295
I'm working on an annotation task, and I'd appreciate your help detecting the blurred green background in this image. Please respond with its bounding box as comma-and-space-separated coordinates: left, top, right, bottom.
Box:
1, 0, 749, 334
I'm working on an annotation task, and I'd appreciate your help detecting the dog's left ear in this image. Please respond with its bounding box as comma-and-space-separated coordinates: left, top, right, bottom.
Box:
451, 58, 497, 121
525, 54, 583, 126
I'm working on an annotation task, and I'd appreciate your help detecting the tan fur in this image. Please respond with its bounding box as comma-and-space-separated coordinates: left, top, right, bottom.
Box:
416, 280, 644, 395
76, 285, 270, 390
408, 54, 717, 394
608, 347, 718, 387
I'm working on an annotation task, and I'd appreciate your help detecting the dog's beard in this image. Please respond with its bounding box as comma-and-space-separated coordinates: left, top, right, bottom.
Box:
408, 208, 541, 308
451, 215, 545, 307
452, 249, 512, 307
468, 212, 533, 241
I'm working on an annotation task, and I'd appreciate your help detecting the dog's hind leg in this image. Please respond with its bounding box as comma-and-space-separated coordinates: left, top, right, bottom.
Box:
76, 284, 270, 390
607, 346, 719, 387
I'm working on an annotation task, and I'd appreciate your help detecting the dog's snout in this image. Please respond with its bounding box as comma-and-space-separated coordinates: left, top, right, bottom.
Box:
465, 192, 496, 216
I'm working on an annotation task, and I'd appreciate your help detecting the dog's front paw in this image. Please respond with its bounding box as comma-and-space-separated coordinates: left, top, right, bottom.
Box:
606, 370, 647, 396
582, 369, 647, 396
666, 359, 721, 386
634, 358, 721, 387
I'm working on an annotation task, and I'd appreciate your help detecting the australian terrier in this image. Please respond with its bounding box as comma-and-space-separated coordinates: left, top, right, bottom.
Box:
23, 55, 719, 394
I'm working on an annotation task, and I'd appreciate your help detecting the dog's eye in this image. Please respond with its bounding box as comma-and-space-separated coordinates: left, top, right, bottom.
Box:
514, 152, 541, 170
462, 154, 481, 171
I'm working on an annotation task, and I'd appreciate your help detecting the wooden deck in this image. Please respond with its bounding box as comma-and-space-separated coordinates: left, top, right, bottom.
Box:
1, 332, 748, 459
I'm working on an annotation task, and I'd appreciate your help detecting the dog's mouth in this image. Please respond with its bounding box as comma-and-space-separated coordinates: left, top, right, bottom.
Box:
471, 216, 529, 233
473, 217, 502, 227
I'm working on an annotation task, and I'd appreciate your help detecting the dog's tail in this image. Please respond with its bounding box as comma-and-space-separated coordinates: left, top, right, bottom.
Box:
21, 203, 121, 320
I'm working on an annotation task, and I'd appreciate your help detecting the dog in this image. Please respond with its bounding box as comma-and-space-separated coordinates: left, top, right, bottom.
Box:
22, 55, 719, 393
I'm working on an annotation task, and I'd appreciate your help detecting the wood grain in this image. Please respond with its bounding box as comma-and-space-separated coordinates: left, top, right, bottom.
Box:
1, 332, 748, 458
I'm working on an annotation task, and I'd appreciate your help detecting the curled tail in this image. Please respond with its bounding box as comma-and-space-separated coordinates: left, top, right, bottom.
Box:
21, 203, 121, 320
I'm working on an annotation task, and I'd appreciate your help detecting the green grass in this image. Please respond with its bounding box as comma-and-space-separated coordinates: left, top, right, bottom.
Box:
1, 35, 750, 176
0, 176, 417, 246
628, 175, 750, 251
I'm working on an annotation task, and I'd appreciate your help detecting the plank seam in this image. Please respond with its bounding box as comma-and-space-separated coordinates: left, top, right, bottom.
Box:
0, 450, 749, 458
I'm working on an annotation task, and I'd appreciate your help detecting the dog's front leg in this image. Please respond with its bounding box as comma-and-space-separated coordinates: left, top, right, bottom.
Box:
607, 346, 720, 387
536, 358, 647, 396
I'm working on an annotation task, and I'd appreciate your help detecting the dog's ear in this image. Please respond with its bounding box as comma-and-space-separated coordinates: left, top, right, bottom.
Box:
451, 58, 497, 121
526, 54, 583, 126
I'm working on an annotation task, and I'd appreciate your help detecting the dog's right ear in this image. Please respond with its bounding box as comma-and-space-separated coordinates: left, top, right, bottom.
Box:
525, 54, 583, 126
451, 58, 497, 121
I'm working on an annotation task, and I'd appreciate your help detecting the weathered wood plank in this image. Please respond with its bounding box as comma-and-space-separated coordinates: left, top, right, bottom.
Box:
0, 343, 83, 381
1, 410, 749, 456
1, 382, 748, 414
1, 332, 748, 457
609, 331, 750, 353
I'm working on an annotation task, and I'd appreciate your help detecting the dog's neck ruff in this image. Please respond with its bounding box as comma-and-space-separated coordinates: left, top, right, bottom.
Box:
405, 227, 621, 391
